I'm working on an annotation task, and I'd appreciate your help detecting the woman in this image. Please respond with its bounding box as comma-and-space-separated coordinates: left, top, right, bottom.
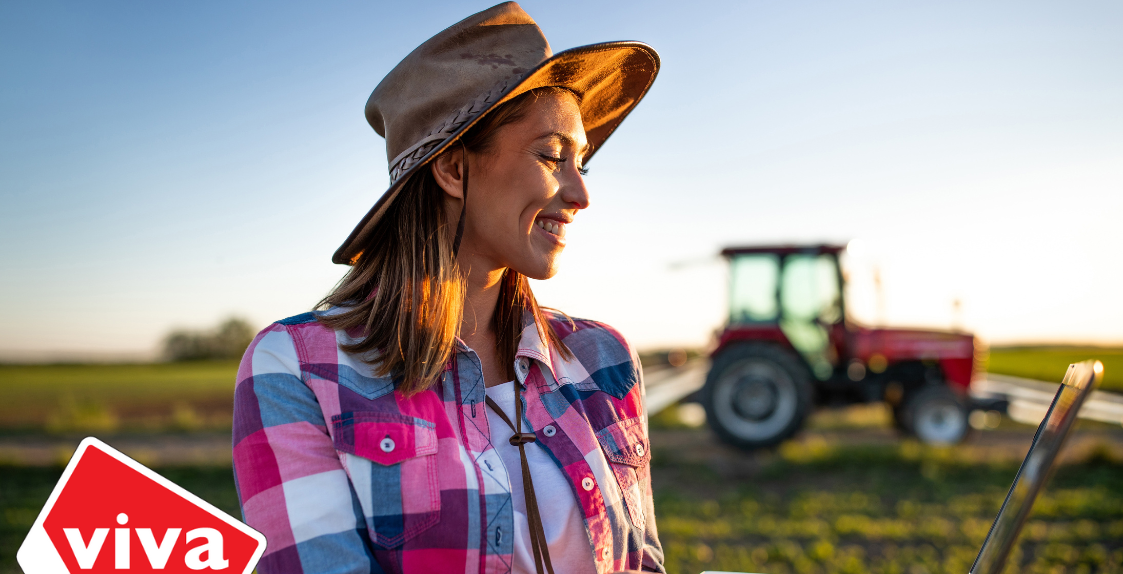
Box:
232, 3, 662, 573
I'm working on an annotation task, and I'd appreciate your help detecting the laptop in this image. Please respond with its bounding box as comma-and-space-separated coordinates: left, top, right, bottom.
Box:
701, 359, 1105, 574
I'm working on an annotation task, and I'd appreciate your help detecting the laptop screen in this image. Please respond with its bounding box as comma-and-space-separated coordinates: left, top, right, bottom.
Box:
970, 360, 1104, 574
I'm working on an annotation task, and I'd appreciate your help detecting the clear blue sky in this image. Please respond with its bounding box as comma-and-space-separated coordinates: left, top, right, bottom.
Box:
2, 0, 1121, 356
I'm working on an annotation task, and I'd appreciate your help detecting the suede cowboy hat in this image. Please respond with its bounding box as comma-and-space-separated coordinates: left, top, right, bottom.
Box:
332, 1, 660, 265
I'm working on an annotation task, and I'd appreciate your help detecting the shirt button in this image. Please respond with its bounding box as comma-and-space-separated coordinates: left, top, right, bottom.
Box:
543, 425, 557, 437
601, 547, 611, 560
636, 443, 645, 456
380, 437, 395, 453
582, 477, 595, 491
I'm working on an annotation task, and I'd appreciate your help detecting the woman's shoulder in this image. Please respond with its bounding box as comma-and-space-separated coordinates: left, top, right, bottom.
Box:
545, 310, 635, 355
274, 311, 320, 326
542, 310, 642, 395
269, 309, 352, 333
241, 310, 398, 402
245, 311, 342, 362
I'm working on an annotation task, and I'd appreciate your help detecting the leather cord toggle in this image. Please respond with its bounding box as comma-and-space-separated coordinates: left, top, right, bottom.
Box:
484, 392, 555, 574
509, 432, 537, 446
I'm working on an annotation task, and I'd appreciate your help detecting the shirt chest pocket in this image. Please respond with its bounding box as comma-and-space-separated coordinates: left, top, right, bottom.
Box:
332, 411, 441, 548
595, 416, 651, 530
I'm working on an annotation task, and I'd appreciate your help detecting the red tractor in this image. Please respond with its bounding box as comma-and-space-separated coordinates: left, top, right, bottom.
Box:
701, 243, 995, 449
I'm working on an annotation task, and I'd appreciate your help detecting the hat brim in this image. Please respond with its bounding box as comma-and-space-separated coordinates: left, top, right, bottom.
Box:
332, 41, 660, 265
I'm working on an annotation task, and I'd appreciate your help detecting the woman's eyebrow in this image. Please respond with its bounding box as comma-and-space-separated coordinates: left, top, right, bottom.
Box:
535, 131, 590, 156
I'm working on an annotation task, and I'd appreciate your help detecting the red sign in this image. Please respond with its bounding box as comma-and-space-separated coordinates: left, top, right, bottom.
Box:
17, 437, 266, 573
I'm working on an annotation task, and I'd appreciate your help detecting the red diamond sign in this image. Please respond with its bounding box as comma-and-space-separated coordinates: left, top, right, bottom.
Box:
17, 437, 266, 573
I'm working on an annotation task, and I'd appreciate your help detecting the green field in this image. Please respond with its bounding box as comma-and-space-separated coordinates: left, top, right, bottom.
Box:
1, 347, 1121, 573
3, 439, 1120, 574
987, 346, 1123, 392
0, 345, 1119, 433
0, 361, 239, 432
653, 437, 1123, 574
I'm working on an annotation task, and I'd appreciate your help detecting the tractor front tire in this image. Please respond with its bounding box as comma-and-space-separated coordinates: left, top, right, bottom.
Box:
701, 344, 813, 450
900, 385, 968, 445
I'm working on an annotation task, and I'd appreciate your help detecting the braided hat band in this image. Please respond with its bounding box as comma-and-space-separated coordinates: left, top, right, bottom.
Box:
388, 79, 510, 186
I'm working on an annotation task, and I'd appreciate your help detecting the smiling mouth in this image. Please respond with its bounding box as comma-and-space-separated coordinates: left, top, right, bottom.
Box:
535, 218, 566, 239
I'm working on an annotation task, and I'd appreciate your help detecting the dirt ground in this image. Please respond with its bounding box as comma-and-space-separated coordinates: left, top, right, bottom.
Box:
653, 424, 1123, 472
2, 416, 1119, 469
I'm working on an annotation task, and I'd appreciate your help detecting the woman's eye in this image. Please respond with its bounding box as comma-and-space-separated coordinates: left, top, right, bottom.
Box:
538, 153, 587, 176
539, 153, 565, 166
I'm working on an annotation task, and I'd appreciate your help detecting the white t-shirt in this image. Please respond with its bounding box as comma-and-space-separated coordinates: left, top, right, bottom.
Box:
484, 381, 597, 574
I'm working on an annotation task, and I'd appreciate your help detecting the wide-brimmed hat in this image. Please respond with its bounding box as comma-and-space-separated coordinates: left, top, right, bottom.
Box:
332, 1, 660, 265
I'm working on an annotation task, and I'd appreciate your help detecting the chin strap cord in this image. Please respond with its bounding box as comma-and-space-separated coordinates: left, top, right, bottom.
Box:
485, 389, 555, 574
452, 141, 469, 257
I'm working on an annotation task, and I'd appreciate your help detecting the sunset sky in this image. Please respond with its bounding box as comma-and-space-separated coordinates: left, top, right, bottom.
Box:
2, 0, 1121, 358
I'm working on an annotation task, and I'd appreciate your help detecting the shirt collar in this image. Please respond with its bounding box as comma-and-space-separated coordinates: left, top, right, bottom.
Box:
514, 308, 556, 383
453, 309, 575, 387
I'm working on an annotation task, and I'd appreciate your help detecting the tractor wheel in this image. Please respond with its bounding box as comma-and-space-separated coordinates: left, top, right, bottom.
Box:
701, 344, 813, 450
900, 385, 968, 445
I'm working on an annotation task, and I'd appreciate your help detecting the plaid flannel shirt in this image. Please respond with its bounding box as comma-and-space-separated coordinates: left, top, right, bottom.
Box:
232, 310, 665, 574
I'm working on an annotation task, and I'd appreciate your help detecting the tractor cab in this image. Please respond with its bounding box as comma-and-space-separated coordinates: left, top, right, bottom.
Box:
725, 245, 845, 382
702, 244, 983, 449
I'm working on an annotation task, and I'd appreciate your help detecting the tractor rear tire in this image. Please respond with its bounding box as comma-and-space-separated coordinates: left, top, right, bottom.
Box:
701, 344, 814, 450
900, 385, 968, 445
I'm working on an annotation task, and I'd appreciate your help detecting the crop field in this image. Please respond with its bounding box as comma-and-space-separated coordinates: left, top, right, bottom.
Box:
0, 345, 1118, 433
0, 361, 239, 432
986, 346, 1123, 392
3, 428, 1121, 574
651, 428, 1123, 574
1, 346, 1121, 573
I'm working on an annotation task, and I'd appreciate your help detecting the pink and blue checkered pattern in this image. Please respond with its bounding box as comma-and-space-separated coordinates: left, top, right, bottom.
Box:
232, 310, 665, 574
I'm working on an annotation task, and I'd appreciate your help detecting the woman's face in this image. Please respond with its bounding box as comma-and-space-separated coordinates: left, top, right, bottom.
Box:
436, 91, 590, 281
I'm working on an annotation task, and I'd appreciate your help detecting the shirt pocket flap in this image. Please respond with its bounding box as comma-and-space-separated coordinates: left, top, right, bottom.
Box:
331, 411, 438, 466
595, 416, 651, 467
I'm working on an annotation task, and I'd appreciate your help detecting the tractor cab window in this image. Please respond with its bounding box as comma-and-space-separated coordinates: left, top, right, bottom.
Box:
729, 254, 780, 324
779, 254, 842, 380
779, 254, 841, 325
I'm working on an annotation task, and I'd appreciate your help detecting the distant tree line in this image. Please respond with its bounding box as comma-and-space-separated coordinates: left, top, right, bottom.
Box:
163, 317, 256, 361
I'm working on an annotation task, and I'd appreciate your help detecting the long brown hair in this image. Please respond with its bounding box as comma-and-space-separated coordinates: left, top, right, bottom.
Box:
317, 88, 575, 395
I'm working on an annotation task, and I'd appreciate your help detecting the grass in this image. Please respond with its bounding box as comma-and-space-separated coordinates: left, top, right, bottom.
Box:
653, 437, 1123, 574
987, 346, 1123, 392
2, 439, 1119, 574
0, 345, 1118, 434
0, 361, 238, 432
0, 348, 1119, 572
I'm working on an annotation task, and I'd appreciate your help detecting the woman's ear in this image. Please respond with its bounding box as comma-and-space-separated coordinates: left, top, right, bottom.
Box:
430, 149, 465, 200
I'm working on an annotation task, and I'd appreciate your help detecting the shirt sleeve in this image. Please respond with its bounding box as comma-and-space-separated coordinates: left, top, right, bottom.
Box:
232, 323, 383, 574
633, 347, 666, 573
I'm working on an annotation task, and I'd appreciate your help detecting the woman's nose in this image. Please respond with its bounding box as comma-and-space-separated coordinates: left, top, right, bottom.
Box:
561, 167, 591, 209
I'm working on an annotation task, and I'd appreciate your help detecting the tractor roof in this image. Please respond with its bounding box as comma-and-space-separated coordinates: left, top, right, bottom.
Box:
720, 244, 846, 257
